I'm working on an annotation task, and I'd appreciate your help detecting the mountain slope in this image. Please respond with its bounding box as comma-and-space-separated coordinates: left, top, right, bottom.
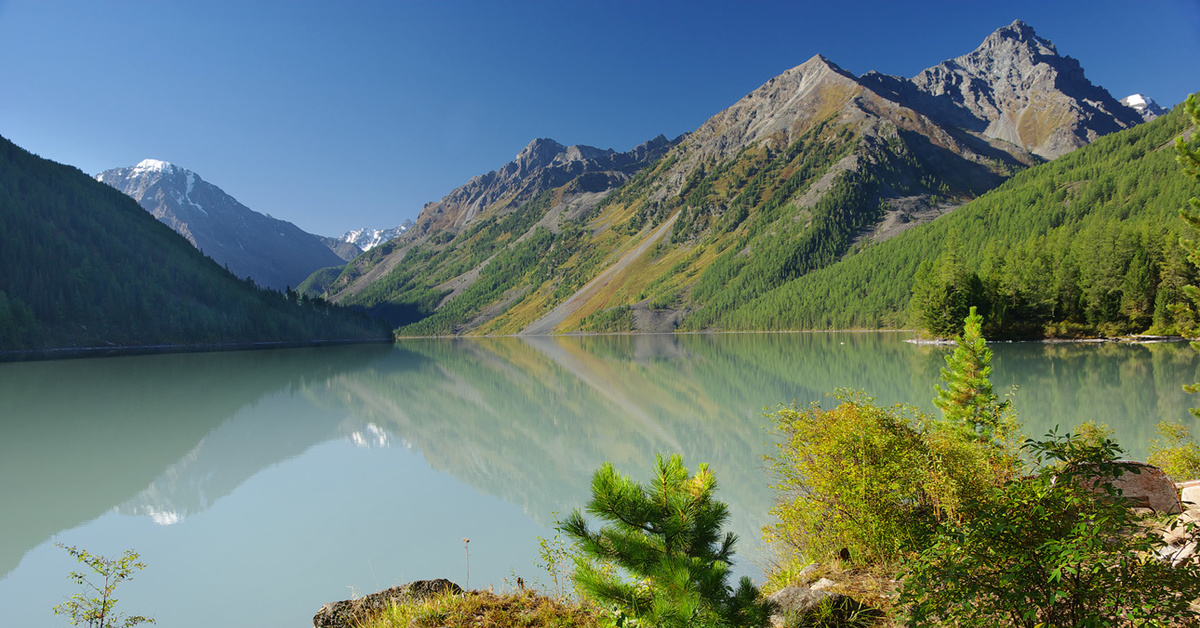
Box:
0, 136, 391, 354
97, 160, 347, 291
718, 102, 1197, 337
322, 20, 1145, 336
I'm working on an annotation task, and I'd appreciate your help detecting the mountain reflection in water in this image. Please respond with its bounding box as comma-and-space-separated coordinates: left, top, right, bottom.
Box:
1, 334, 1197, 628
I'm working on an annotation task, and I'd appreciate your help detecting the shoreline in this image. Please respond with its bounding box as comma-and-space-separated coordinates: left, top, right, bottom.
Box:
0, 337, 393, 363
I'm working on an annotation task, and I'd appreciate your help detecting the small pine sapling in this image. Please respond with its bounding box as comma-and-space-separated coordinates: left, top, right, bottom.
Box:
560, 453, 766, 628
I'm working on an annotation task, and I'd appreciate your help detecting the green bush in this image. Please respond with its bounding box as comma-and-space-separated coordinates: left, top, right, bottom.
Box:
901, 430, 1200, 628
765, 393, 935, 568
1148, 418, 1200, 482
765, 309, 1020, 582
52, 544, 154, 628
560, 454, 766, 628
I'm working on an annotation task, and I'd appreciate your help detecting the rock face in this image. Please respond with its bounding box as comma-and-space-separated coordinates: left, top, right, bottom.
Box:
407, 134, 680, 237
861, 20, 1143, 159
313, 579, 463, 628
96, 160, 346, 291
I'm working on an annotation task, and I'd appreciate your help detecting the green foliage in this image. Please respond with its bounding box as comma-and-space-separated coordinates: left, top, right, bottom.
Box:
1174, 95, 1200, 420
768, 313, 1020, 574
932, 306, 1006, 440
909, 245, 986, 338
1148, 418, 1200, 482
560, 454, 767, 628
766, 394, 934, 565
579, 306, 635, 333
52, 544, 154, 628
901, 430, 1200, 628
722, 103, 1199, 336
536, 513, 581, 601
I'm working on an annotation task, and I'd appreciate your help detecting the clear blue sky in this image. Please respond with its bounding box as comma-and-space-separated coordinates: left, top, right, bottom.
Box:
1, 0, 1196, 237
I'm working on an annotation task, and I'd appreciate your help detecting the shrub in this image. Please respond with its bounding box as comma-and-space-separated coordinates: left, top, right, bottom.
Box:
765, 393, 934, 567
900, 430, 1200, 628
52, 544, 154, 628
560, 454, 766, 628
1148, 418, 1200, 482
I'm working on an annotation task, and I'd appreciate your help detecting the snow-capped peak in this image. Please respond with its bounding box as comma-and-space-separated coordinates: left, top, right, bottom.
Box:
1120, 93, 1167, 122
132, 158, 175, 174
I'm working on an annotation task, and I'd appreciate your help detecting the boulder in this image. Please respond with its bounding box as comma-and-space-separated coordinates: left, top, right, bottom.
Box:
1074, 461, 1181, 514
765, 586, 880, 628
1179, 480, 1200, 509
313, 579, 462, 628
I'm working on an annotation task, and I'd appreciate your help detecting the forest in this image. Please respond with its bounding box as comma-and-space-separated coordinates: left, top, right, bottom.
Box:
0, 135, 392, 355
716, 102, 1199, 338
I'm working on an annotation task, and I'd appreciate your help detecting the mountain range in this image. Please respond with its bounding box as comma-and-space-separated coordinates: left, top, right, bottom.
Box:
337, 221, 414, 252
96, 160, 348, 292
0, 138, 390, 354
312, 20, 1153, 336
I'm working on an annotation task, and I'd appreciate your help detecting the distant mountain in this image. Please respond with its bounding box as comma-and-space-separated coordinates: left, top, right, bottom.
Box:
318, 236, 363, 262
1122, 93, 1169, 122
96, 160, 346, 291
338, 221, 413, 251
320, 20, 1148, 336
322, 134, 680, 305
0, 136, 391, 353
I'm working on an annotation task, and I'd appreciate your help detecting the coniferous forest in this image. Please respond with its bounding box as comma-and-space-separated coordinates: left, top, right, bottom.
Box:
0, 135, 392, 355
717, 102, 1200, 338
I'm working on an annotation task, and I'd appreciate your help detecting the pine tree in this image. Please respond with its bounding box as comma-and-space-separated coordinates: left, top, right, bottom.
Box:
934, 306, 1002, 439
1176, 94, 1200, 416
559, 454, 765, 628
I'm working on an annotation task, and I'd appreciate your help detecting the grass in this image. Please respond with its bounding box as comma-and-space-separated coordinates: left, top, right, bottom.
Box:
355, 588, 606, 628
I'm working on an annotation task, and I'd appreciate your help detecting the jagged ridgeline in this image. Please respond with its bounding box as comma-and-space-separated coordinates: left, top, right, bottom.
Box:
0, 136, 392, 354
318, 20, 1145, 336
727, 101, 1199, 337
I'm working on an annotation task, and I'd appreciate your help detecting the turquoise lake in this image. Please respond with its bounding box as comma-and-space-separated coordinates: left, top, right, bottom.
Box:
2, 333, 1198, 627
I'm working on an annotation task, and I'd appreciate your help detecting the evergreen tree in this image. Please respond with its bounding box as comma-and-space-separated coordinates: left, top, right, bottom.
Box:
933, 306, 1003, 439
1176, 94, 1200, 415
559, 454, 765, 628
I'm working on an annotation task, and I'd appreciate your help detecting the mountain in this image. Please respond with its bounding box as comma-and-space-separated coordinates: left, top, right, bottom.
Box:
338, 220, 414, 251
860, 20, 1142, 159
318, 20, 1146, 336
717, 102, 1198, 337
0, 135, 391, 354
1122, 94, 1169, 122
96, 160, 347, 291
321, 133, 680, 305
318, 236, 364, 262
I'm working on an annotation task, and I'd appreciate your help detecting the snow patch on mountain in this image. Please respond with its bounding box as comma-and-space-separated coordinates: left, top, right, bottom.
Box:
1121, 93, 1168, 122
338, 220, 413, 250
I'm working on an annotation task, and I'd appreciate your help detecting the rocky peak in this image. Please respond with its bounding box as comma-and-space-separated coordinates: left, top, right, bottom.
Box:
860, 19, 1141, 159
407, 133, 680, 236
1122, 93, 1168, 122
511, 138, 567, 175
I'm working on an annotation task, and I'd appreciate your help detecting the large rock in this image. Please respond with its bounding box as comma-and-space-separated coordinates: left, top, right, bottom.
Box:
1110, 462, 1181, 514
313, 579, 462, 628
764, 586, 880, 627
1179, 480, 1200, 509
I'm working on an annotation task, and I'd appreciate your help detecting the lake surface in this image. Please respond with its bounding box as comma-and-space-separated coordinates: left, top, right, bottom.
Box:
2, 332, 1199, 627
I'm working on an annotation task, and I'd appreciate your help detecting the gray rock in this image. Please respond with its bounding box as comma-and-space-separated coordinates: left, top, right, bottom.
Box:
810, 577, 837, 591
313, 579, 462, 628
765, 586, 880, 628
1179, 481, 1200, 509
